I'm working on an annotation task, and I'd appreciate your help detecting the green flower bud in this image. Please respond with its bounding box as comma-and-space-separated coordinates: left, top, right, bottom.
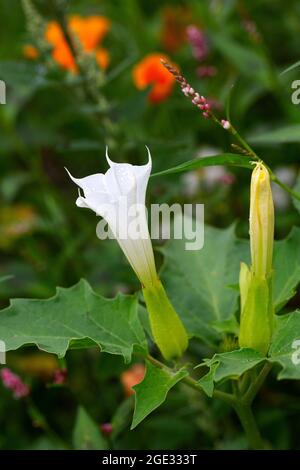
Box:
143, 279, 188, 361
239, 265, 274, 355
250, 163, 274, 278
239, 163, 275, 355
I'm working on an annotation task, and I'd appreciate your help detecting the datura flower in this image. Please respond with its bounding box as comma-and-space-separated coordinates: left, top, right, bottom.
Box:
239, 163, 275, 355
66, 148, 188, 360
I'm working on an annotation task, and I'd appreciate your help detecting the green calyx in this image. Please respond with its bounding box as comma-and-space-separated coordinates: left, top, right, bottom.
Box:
239, 262, 274, 355
143, 278, 188, 361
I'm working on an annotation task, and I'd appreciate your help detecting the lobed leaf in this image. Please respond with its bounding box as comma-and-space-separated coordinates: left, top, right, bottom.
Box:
197, 348, 265, 397
131, 361, 188, 429
269, 310, 300, 380
0, 279, 147, 362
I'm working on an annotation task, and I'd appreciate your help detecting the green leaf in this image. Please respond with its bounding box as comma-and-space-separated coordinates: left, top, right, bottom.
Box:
269, 311, 300, 380
280, 60, 300, 76
131, 361, 188, 429
153, 154, 253, 177
292, 174, 300, 214
111, 396, 135, 439
273, 227, 300, 311
0, 279, 147, 362
197, 362, 219, 397
73, 407, 108, 450
248, 125, 300, 145
211, 316, 240, 335
197, 349, 265, 397
0, 275, 14, 284
160, 221, 247, 344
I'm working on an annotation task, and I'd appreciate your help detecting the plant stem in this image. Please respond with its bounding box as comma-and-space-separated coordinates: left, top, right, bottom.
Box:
234, 401, 265, 450
50, 0, 117, 146
229, 124, 259, 159
146, 354, 236, 406
146, 354, 270, 449
270, 172, 300, 202
243, 363, 273, 405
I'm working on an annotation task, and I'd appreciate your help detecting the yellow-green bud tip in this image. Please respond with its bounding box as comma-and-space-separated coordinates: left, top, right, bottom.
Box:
250, 163, 274, 279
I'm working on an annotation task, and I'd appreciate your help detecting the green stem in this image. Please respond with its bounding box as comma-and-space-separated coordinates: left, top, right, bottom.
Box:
243, 363, 273, 405
229, 124, 259, 160
234, 401, 265, 450
223, 123, 300, 202
146, 354, 269, 449
146, 354, 236, 406
270, 172, 300, 202
50, 0, 117, 146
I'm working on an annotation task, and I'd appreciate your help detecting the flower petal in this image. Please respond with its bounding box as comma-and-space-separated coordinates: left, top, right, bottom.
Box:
65, 167, 105, 195
104, 146, 151, 204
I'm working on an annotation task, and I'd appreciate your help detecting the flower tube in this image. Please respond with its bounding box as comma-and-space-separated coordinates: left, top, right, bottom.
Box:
66, 148, 188, 360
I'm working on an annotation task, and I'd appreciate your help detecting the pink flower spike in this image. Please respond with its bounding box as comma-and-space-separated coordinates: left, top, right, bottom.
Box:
53, 368, 67, 385
221, 119, 231, 130
0, 368, 30, 399
186, 25, 209, 62
101, 423, 113, 436
197, 65, 217, 78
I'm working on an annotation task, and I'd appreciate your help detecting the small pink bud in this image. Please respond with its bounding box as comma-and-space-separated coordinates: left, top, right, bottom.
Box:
53, 368, 67, 385
203, 112, 210, 118
221, 119, 230, 130
101, 423, 113, 436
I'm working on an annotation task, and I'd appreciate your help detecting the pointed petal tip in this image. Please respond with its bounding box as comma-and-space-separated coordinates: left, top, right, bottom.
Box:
105, 146, 114, 167
145, 145, 152, 168
65, 167, 77, 183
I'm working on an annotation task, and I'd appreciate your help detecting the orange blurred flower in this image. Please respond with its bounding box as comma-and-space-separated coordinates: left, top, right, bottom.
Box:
0, 205, 38, 249
69, 15, 110, 51
44, 15, 111, 73
95, 48, 109, 70
23, 44, 39, 60
120, 364, 145, 397
160, 6, 191, 52
133, 53, 176, 103
14, 353, 59, 380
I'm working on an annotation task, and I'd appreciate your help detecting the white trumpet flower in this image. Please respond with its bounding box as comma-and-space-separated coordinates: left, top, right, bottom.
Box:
66, 147, 157, 288
67, 147, 189, 360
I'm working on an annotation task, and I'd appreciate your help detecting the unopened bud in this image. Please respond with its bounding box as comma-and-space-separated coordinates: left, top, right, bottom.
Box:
250, 163, 274, 278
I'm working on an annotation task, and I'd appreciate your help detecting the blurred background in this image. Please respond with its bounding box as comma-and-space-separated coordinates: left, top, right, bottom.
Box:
0, 0, 299, 450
